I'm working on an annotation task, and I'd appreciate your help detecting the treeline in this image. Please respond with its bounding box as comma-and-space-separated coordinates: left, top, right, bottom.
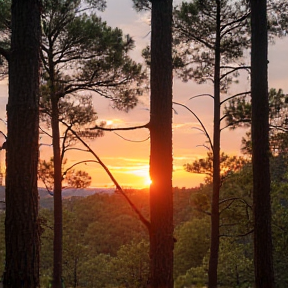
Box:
1, 160, 288, 288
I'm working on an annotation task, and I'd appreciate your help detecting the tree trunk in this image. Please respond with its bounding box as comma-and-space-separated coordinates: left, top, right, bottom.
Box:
4, 0, 41, 287
149, 1, 174, 288
251, 0, 275, 286
208, 1, 221, 287
51, 94, 63, 288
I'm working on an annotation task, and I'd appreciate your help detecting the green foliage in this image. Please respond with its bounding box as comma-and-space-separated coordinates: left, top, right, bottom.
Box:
132, 0, 151, 11
217, 239, 254, 287
41, 0, 146, 112
111, 240, 150, 288
0, 179, 282, 287
78, 254, 114, 288
38, 157, 92, 191
184, 151, 248, 184
0, 0, 9, 77
173, 0, 250, 88
40, 94, 102, 133
39, 209, 54, 286
174, 217, 210, 279
224, 88, 288, 155
271, 180, 288, 287
175, 239, 253, 288
65, 170, 92, 188
38, 157, 55, 193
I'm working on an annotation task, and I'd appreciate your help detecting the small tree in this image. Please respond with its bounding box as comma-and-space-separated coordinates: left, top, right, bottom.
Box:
39, 1, 146, 285
173, 1, 250, 285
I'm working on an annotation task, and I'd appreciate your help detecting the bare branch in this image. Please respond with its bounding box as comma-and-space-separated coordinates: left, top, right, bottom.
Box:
39, 126, 52, 138
189, 93, 214, 100
0, 131, 7, 139
220, 229, 254, 238
220, 119, 251, 131
90, 123, 150, 131
114, 132, 150, 143
60, 120, 151, 231
196, 144, 211, 150
219, 197, 252, 215
220, 91, 251, 106
173, 101, 213, 150
63, 147, 90, 153
62, 160, 99, 178
220, 66, 251, 81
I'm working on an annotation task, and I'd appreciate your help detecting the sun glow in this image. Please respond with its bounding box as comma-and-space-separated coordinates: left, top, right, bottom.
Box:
128, 166, 152, 187
144, 175, 152, 186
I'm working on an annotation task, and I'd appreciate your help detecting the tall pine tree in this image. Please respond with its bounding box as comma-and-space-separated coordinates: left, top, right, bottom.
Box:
3, 0, 41, 287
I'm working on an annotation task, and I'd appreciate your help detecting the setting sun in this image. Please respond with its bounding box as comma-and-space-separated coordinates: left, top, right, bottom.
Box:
144, 175, 152, 186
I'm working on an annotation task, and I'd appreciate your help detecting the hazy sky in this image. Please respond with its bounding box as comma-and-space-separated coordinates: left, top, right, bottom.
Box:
0, 1, 287, 189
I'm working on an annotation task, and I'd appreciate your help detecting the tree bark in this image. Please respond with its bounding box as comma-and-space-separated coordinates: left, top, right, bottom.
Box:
51, 92, 63, 288
149, 1, 174, 287
251, 0, 275, 286
208, 1, 221, 287
4, 0, 41, 287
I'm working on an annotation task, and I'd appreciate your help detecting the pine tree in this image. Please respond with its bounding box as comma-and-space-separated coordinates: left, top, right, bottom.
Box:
3, 0, 41, 287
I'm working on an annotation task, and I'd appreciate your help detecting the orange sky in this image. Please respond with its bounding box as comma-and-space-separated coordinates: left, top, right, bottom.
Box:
0, 2, 288, 189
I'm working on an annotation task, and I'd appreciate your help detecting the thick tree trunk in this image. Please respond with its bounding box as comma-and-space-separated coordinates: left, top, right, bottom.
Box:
251, 0, 275, 286
208, 1, 221, 287
51, 95, 63, 288
149, 0, 174, 288
4, 0, 41, 287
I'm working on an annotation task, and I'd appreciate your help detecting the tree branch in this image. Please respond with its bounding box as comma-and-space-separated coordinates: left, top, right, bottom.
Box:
62, 160, 99, 178
90, 123, 150, 131
220, 229, 254, 238
189, 93, 214, 100
173, 101, 213, 150
220, 66, 251, 81
220, 91, 251, 106
60, 120, 151, 232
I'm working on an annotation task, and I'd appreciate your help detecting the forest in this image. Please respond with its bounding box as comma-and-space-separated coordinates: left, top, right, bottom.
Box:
0, 0, 288, 287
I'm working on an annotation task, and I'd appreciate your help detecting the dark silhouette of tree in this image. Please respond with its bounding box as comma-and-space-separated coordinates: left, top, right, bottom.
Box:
148, 0, 174, 287
250, 0, 275, 286
3, 0, 41, 287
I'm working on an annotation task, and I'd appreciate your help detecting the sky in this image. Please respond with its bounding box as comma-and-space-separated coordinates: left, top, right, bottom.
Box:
0, 0, 288, 189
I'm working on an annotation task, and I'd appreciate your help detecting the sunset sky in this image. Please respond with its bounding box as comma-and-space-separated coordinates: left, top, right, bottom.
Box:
0, 0, 288, 189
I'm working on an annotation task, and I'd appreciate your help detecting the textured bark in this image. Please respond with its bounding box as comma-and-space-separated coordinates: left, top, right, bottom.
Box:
208, 1, 221, 287
4, 0, 41, 287
149, 1, 174, 287
251, 0, 275, 286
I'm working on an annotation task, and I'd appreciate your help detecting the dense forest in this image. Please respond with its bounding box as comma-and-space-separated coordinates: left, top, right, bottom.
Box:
1, 157, 288, 288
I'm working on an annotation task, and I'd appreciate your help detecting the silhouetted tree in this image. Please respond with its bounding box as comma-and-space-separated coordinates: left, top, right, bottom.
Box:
148, 0, 174, 287
250, 0, 275, 286
3, 0, 41, 287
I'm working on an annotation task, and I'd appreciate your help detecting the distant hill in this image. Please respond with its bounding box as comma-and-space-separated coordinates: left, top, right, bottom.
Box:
0, 186, 115, 199
0, 186, 115, 210
38, 187, 115, 199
